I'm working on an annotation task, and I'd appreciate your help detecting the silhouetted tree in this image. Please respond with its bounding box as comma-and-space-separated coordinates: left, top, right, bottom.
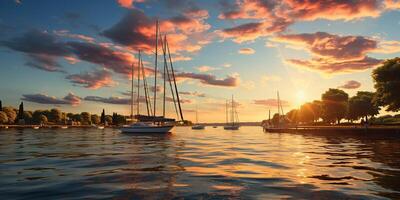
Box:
321, 88, 349, 124
39, 114, 48, 124
80, 112, 91, 125
299, 102, 315, 124
49, 108, 62, 123
0, 111, 8, 124
271, 113, 280, 127
105, 115, 113, 125
373, 57, 400, 112
23, 111, 33, 124
0, 100, 2, 111
348, 91, 379, 123
91, 114, 100, 125
17, 102, 24, 122
3, 107, 16, 124
286, 109, 299, 124
100, 109, 106, 124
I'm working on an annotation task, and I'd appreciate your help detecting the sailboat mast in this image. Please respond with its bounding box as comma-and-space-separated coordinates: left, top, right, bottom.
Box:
165, 37, 184, 121
140, 57, 151, 116
162, 37, 166, 118
153, 20, 159, 117
136, 51, 141, 116
131, 62, 134, 119
162, 35, 179, 119
231, 95, 234, 126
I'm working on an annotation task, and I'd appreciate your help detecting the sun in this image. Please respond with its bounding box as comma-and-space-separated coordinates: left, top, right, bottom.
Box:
296, 90, 306, 106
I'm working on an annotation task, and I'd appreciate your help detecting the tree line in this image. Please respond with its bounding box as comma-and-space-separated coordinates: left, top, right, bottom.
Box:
268, 57, 400, 126
0, 102, 126, 126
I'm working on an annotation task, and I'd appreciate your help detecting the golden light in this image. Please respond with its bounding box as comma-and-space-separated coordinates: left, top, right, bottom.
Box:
296, 90, 306, 105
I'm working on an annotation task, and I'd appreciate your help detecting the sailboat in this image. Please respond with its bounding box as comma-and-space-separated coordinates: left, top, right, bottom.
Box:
121, 21, 184, 134
192, 105, 205, 130
224, 95, 240, 130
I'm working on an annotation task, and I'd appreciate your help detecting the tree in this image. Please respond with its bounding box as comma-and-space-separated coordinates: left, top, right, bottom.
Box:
271, 113, 280, 127
100, 109, 106, 125
105, 115, 113, 125
39, 114, 48, 124
81, 112, 91, 125
299, 103, 315, 124
321, 88, 349, 124
2, 107, 17, 124
348, 91, 379, 123
0, 100, 2, 111
310, 100, 323, 122
23, 111, 33, 124
286, 109, 299, 124
49, 108, 62, 123
0, 111, 8, 124
91, 114, 100, 125
32, 110, 44, 124
372, 57, 400, 111
17, 102, 24, 120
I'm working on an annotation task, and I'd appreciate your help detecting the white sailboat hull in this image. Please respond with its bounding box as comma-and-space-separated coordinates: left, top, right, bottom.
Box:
120, 125, 174, 134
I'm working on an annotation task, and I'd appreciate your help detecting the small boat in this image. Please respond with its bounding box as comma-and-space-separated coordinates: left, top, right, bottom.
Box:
33, 126, 40, 129
97, 126, 105, 130
121, 122, 173, 133
192, 124, 205, 130
4, 126, 8, 129
224, 95, 240, 130
60, 126, 68, 129
192, 105, 205, 130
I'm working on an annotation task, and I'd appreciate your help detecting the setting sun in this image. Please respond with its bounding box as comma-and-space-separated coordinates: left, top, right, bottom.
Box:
296, 90, 306, 106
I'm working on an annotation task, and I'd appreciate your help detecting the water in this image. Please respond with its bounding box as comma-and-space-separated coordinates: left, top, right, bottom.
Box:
1, 127, 400, 199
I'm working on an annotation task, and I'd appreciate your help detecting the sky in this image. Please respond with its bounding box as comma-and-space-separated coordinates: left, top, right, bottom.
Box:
0, 0, 399, 122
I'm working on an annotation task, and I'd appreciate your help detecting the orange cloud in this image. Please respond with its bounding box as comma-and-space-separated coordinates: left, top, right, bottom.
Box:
238, 48, 255, 55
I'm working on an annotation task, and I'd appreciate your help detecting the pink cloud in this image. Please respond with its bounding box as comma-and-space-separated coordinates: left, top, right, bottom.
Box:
66, 69, 116, 89
238, 48, 255, 55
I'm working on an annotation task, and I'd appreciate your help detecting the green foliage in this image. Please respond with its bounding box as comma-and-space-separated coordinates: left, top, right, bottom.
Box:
23, 111, 32, 124
49, 108, 62, 123
105, 115, 113, 125
80, 112, 91, 125
321, 88, 349, 124
0, 111, 8, 124
348, 91, 379, 122
372, 57, 400, 111
91, 114, 100, 125
2, 107, 17, 124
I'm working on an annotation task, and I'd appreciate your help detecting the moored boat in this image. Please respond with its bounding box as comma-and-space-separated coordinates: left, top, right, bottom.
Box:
224, 95, 240, 130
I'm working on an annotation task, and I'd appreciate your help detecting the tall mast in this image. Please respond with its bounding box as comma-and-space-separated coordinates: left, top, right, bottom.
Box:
131, 62, 134, 119
153, 20, 159, 117
166, 37, 184, 121
162, 35, 179, 119
136, 51, 141, 116
225, 100, 228, 124
162, 37, 166, 118
231, 95, 234, 126
141, 56, 151, 116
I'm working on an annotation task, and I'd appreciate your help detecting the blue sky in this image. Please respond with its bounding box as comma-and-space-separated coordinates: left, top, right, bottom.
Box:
0, 0, 399, 122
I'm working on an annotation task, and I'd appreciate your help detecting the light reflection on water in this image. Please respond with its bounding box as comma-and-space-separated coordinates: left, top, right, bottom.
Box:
0, 127, 400, 199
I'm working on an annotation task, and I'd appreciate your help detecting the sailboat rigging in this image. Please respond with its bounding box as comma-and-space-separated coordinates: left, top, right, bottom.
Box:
224, 95, 240, 130
121, 21, 184, 134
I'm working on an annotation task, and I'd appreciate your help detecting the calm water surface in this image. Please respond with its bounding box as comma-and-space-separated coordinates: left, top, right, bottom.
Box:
1, 127, 400, 199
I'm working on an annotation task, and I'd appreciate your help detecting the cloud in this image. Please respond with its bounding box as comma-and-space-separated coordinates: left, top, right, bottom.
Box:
176, 72, 240, 87
66, 69, 116, 89
338, 80, 362, 89
286, 56, 382, 74
179, 91, 206, 97
253, 99, 290, 107
272, 32, 388, 74
238, 47, 255, 55
21, 92, 81, 106
116, 0, 145, 8
197, 65, 216, 72
102, 9, 210, 54
273, 32, 378, 61
1, 30, 70, 72
218, 0, 387, 42
67, 41, 139, 75
54, 30, 95, 43
166, 96, 192, 104
84, 96, 130, 105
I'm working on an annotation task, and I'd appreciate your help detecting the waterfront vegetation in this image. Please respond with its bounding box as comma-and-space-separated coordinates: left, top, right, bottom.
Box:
267, 57, 400, 126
